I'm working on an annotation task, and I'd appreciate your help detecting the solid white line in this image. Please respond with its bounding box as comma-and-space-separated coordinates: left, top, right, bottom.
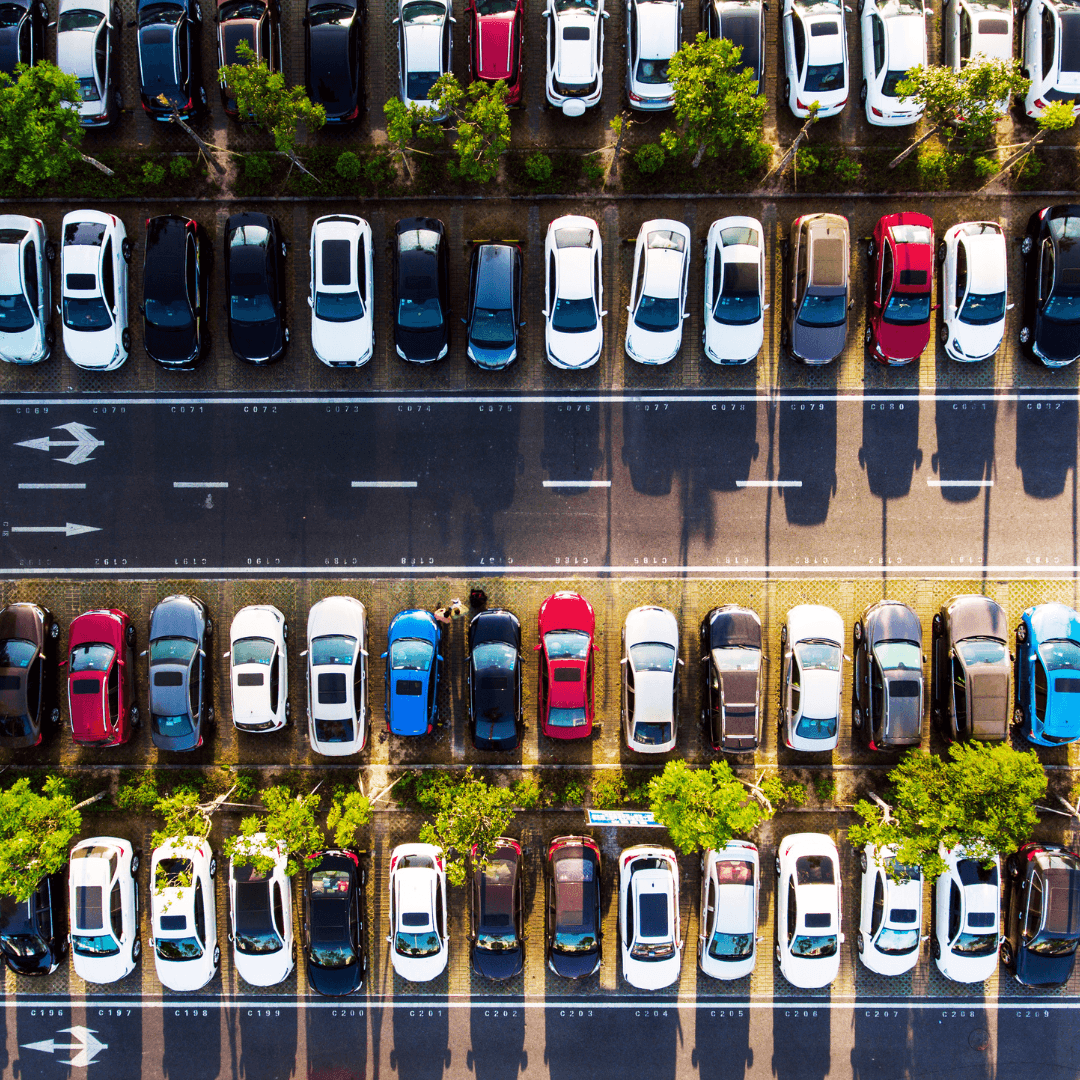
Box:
17, 483, 86, 490
736, 480, 802, 488
543, 480, 611, 488
173, 482, 229, 489
351, 481, 417, 488
927, 479, 993, 487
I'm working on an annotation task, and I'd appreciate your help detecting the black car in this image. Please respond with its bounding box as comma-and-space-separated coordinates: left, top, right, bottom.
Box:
393, 217, 449, 363
544, 835, 602, 979
0, 0, 47, 75
224, 212, 289, 364
135, 0, 204, 119
1019, 205, 1080, 368
1002, 842, 1080, 987
469, 839, 524, 981
466, 242, 522, 369
699, 606, 762, 753
701, 0, 764, 93
148, 594, 213, 752
304, 0, 363, 123
302, 849, 367, 997
142, 215, 211, 368
0, 871, 68, 976
216, 0, 281, 117
0, 602, 60, 749
467, 608, 523, 751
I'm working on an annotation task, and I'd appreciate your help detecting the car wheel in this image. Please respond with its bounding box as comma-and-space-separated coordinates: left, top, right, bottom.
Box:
936, 241, 947, 265
45, 324, 55, 347
866, 238, 875, 259
209, 856, 217, 878
864, 324, 873, 346
930, 936, 940, 960
282, 622, 288, 641
854, 621, 863, 642
859, 79, 867, 106
285, 699, 292, 724
779, 323, 790, 347
126, 622, 136, 645
1013, 705, 1024, 726
45, 240, 56, 263
114, 88, 122, 109
284, 327, 290, 343
1016, 621, 1027, 643
775, 856, 781, 876
1000, 940, 1013, 969
292, 941, 297, 963
1020, 234, 1033, 255
932, 613, 942, 634
853, 706, 862, 728
780, 625, 787, 645
939, 323, 949, 344
130, 853, 140, 875
281, 242, 287, 258
122, 328, 131, 352
1019, 326, 1031, 344
49, 620, 60, 639
859, 850, 868, 873
857, 934, 864, 954
199, 86, 207, 106
206, 705, 215, 724
130, 704, 140, 727
121, 238, 133, 263
132, 937, 141, 961
1007, 855, 1020, 879
205, 617, 213, 638
213, 943, 221, 967
50, 706, 60, 725
784, 77, 791, 104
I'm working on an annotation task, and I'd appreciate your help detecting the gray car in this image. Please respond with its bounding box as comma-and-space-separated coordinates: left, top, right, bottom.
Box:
466, 242, 522, 369
148, 594, 213, 752
781, 213, 850, 365
852, 600, 924, 750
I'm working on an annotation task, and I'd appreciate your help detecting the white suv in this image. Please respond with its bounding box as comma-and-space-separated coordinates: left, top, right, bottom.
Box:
859, 0, 929, 125
229, 604, 289, 734
619, 845, 682, 989
782, 0, 849, 117
69, 836, 140, 984
0, 215, 53, 365
309, 215, 374, 367
388, 842, 449, 982
545, 0, 607, 115
151, 838, 219, 991
857, 843, 923, 975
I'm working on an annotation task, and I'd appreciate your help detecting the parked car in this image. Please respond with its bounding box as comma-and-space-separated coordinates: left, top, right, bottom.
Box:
782, 0, 848, 117
147, 593, 213, 752
857, 843, 923, 975
544, 0, 606, 115
543, 215, 605, 369
468, 838, 524, 981
304, 0, 363, 123
698, 841, 759, 980
865, 212, 934, 366
150, 838, 219, 992
69, 836, 140, 984
701, 0, 765, 92
57, 0, 120, 126
0, 601, 59, 748
393, 217, 450, 363
702, 216, 766, 365
465, 242, 523, 370
943, 0, 1012, 82
932, 843, 1001, 983
851, 599, 923, 751
625, 219, 690, 364
621, 604, 679, 753
228, 604, 288, 734
384, 609, 442, 737
387, 842, 449, 982
1002, 841, 1080, 987
228, 834, 294, 987
0, 871, 68, 976
306, 596, 368, 756
142, 215, 210, 369
309, 214, 373, 367
136, 0, 204, 120
938, 221, 1008, 362
775, 833, 843, 988
0, 214, 53, 365
619, 845, 682, 989
1014, 603, 1080, 745
859, 0, 928, 125
625, 0, 679, 109
544, 835, 602, 978
465, 0, 524, 104
779, 605, 844, 753
931, 594, 1010, 743
60, 209, 130, 371
1019, 204, 1080, 367
217, 0, 281, 117
538, 591, 596, 740
1021, 0, 1080, 117
780, 213, 850, 365
302, 849, 367, 996
67, 608, 138, 748
0, 0, 48, 76
396, 0, 451, 117
699, 606, 762, 753
224, 211, 288, 364
467, 608, 523, 750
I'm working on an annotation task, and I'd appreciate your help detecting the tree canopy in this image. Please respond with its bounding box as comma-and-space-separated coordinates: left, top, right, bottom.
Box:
224, 785, 324, 878
326, 787, 372, 849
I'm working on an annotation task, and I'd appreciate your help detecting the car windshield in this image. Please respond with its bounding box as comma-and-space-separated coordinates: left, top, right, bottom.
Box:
1041, 640, 1080, 670
714, 261, 760, 325
307, 2, 353, 23
551, 296, 597, 333
804, 63, 843, 91
796, 641, 841, 670
315, 718, 354, 743
952, 930, 997, 956
791, 934, 837, 958
0, 714, 33, 737
311, 634, 356, 666
883, 291, 931, 325
478, 929, 518, 950
476, 0, 516, 10
144, 296, 193, 329
153, 713, 194, 736
63, 296, 111, 331
315, 290, 365, 323
1, 933, 46, 959
547, 707, 587, 727
234, 880, 282, 954
635, 57, 670, 84
473, 641, 517, 669
155, 936, 202, 961
555, 0, 597, 10
873, 641, 921, 670
406, 71, 441, 100
712, 646, 760, 672
402, 0, 444, 20
70, 643, 114, 672
0, 4, 23, 26
311, 936, 356, 968
708, 932, 753, 961
395, 930, 441, 956
230, 288, 276, 324
397, 295, 443, 330
959, 290, 1005, 325
633, 720, 672, 745
72, 933, 120, 956
956, 638, 1006, 665
470, 307, 516, 349
1043, 293, 1080, 323
880, 69, 909, 97
545, 630, 590, 659
554, 930, 596, 953
150, 637, 196, 664
391, 639, 434, 671
59, 8, 102, 29
0, 292, 34, 334
633, 295, 680, 334
1028, 933, 1080, 957
874, 927, 920, 954
232, 637, 275, 665
798, 292, 846, 327
0, 639, 36, 668
629, 642, 675, 673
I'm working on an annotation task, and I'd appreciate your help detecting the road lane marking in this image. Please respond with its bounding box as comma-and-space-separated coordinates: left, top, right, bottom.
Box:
173, 482, 229, 489
14, 422, 103, 465
543, 480, 611, 488
927, 479, 994, 487
351, 481, 418, 488
18, 483, 87, 490
736, 480, 802, 488
9, 522, 100, 537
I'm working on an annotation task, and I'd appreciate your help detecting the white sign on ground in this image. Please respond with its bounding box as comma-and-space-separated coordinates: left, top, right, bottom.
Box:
585, 809, 661, 828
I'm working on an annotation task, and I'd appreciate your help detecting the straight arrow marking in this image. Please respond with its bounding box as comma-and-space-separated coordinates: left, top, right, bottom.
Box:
10, 522, 101, 537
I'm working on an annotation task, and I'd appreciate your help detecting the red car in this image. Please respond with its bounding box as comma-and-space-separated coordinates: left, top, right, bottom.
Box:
537, 592, 595, 740
465, 0, 524, 106
865, 212, 935, 366
66, 609, 138, 747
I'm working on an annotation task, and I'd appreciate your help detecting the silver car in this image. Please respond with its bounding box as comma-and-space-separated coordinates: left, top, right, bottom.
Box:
0, 215, 53, 364
57, 0, 120, 127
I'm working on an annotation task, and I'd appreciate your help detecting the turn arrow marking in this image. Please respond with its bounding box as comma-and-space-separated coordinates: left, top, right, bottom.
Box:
11, 522, 101, 537
15, 421, 104, 465
22, 1026, 108, 1066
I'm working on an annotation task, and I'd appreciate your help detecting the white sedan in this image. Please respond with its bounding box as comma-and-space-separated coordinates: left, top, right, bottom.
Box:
776, 832, 843, 989
858, 0, 928, 126
782, 0, 849, 117
944, 0, 1012, 76
621, 604, 680, 753
698, 841, 759, 980
0, 215, 53, 365
625, 219, 690, 364
306, 596, 368, 756
309, 215, 374, 367
938, 221, 1008, 362
857, 843, 923, 976
933, 843, 1002, 983
545, 0, 606, 115
396, 0, 452, 118
388, 842, 449, 982
229, 604, 289, 734
619, 845, 682, 989
60, 209, 130, 371
544, 215, 605, 370
150, 838, 219, 991
228, 835, 295, 987
702, 216, 766, 364
625, 0, 680, 109
69, 836, 140, 984
779, 605, 844, 752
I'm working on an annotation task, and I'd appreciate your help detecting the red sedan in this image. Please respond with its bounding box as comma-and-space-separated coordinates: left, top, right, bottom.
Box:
66, 609, 138, 747
537, 592, 595, 740
865, 213, 935, 366
465, 0, 524, 106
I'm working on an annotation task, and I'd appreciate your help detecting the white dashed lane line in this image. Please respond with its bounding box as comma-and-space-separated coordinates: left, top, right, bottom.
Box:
543, 480, 611, 488
351, 481, 418, 488
18, 483, 87, 490
736, 480, 803, 488
927, 480, 994, 487
173, 482, 229, 489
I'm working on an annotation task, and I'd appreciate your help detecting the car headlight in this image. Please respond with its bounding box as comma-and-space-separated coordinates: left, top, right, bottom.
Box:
112, 345, 120, 360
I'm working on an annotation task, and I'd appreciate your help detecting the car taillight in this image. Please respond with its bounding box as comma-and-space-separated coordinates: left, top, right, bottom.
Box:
1039, 207, 1050, 219
1035, 98, 1046, 109
797, 98, 809, 110
628, 91, 645, 102
871, 106, 883, 117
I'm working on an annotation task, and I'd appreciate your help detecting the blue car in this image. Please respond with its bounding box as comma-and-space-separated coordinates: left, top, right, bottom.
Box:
383, 610, 442, 736
1015, 603, 1080, 746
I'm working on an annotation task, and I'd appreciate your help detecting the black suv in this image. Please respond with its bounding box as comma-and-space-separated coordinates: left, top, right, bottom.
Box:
393, 217, 449, 363
1019, 205, 1080, 368
0, 871, 68, 975
302, 849, 367, 997
304, 0, 363, 123
135, 0, 204, 119
0, 0, 47, 75
224, 212, 288, 364
142, 215, 210, 368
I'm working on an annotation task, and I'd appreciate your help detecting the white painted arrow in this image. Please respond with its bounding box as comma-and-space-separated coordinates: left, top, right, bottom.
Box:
23, 1026, 108, 1066
16, 421, 104, 465
10, 522, 101, 537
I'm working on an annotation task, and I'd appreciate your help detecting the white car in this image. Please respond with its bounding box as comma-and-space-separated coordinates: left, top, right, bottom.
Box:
938, 221, 1008, 362
150, 838, 219, 992
229, 604, 289, 734
626, 0, 680, 109
388, 842, 449, 982
625, 219, 690, 364
944, 0, 1012, 76
69, 836, 140, 984
544, 215, 606, 369
698, 841, 759, 981
306, 596, 368, 756
702, 216, 767, 364
621, 604, 680, 753
396, 0, 452, 118
619, 845, 682, 989
228, 835, 295, 987
857, 843, 923, 976
1022, 0, 1080, 118
933, 843, 1002, 983
308, 215, 374, 367
775, 832, 843, 989
779, 605, 844, 752
782, 0, 849, 117
545, 0, 606, 115
0, 216, 53, 365
57, 0, 119, 127
859, 0, 928, 126
60, 209, 130, 371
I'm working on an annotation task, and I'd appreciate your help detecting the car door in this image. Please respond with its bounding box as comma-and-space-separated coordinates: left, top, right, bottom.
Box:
1039, 238, 1055, 312
1033, 659, 1049, 730
951, 652, 967, 736
185, 234, 200, 331
194, 879, 206, 954
785, 876, 797, 956
959, 4, 972, 64
21, 238, 38, 330
699, 872, 716, 959
947, 881, 962, 947
100, 237, 115, 327
189, 652, 201, 725
107, 657, 120, 734
870, 655, 885, 741
954, 237, 968, 325
623, 656, 634, 740
870, 872, 885, 942
1023, 871, 1043, 947
1042, 4, 1055, 81
870, 13, 885, 87
269, 649, 280, 716
878, 240, 893, 315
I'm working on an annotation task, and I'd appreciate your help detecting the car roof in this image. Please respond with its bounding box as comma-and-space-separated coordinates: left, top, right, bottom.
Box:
805, 10, 844, 62
404, 20, 442, 68
635, 0, 679, 58
882, 10, 924, 67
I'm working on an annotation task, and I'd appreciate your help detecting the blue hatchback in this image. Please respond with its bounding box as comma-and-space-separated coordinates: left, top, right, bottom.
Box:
383, 610, 442, 736
1015, 603, 1080, 746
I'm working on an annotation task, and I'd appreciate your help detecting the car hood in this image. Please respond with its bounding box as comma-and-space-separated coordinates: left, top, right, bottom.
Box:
307, 956, 363, 996
151, 599, 200, 639
707, 608, 760, 650
548, 322, 602, 368
867, 602, 921, 647
63, 323, 116, 367
876, 316, 930, 362
472, 942, 523, 981
948, 597, 1006, 643
950, 317, 1003, 360
230, 314, 284, 363
0, 323, 45, 364
477, 11, 514, 79
627, 321, 681, 362
144, 319, 197, 366
1035, 311, 1080, 365
792, 315, 846, 364
549, 947, 599, 979
705, 315, 763, 362
313, 310, 372, 364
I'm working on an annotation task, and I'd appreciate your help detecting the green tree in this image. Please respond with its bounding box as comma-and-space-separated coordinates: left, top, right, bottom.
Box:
428, 74, 510, 184
980, 100, 1077, 188
326, 787, 372, 848
224, 785, 324, 878
660, 34, 767, 168
647, 760, 770, 854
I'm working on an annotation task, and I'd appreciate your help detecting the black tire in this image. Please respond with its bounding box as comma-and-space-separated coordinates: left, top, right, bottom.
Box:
1019, 326, 1031, 344
284, 327, 290, 343
775, 856, 781, 876
133, 937, 141, 962
49, 620, 60, 640
1013, 705, 1024, 726
864, 324, 873, 346
45, 240, 56, 263
1020, 234, 1033, 255
1016, 621, 1028, 643
939, 322, 949, 344
50, 706, 61, 725
209, 856, 217, 878
1000, 941, 1014, 969
126, 622, 136, 645
206, 705, 215, 724
45, 324, 55, 347
932, 613, 942, 634
784, 78, 791, 105
121, 327, 131, 352
780, 625, 787, 644
931, 936, 940, 960
292, 941, 297, 963
854, 621, 863, 642
937, 241, 947, 265
121, 238, 133, 263
205, 616, 213, 638
213, 943, 221, 967
130, 853, 140, 875
867, 238, 875, 259
199, 86, 207, 106
859, 850, 868, 873
857, 934, 864, 954
779, 323, 790, 347
281, 242, 287, 258
853, 706, 863, 728
1007, 857, 1020, 880
781, 238, 790, 259
284, 699, 292, 724
859, 79, 867, 106
130, 704, 140, 727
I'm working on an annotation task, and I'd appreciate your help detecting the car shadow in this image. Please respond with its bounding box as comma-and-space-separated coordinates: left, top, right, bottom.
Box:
930, 392, 997, 504
771, 995, 831, 1080
1015, 394, 1077, 499
541, 401, 603, 488
162, 995, 221, 1080
389, 998, 451, 1080
858, 390, 922, 500
777, 393, 838, 527
691, 998, 753, 1080
468, 995, 527, 1080
305, 995, 367, 1080
232, 996, 298, 1079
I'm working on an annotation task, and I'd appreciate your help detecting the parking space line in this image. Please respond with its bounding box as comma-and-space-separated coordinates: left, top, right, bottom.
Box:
542, 480, 612, 488
736, 480, 802, 488
351, 481, 418, 488
926, 479, 994, 487
173, 482, 229, 489
17, 483, 87, 490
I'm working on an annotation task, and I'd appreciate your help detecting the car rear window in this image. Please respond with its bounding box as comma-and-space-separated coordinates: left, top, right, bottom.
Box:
563, 24, 589, 37
1061, 11, 1080, 72
716, 861, 753, 885
72, 679, 100, 695
1056, 678, 1080, 693
810, 20, 837, 34
401, 912, 429, 927
957, 859, 998, 886
396, 680, 423, 696
889, 908, 918, 923
967, 911, 996, 927
0, 675, 19, 691
898, 269, 928, 286
64, 221, 106, 246
553, 668, 581, 682
317, 672, 347, 704
480, 676, 508, 690
796, 855, 834, 885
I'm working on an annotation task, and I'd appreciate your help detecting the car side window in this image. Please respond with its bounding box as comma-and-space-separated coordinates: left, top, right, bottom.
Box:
786, 878, 797, 944
629, 4, 637, 63
1042, 6, 1055, 76
108, 659, 119, 723
711, 248, 723, 305
955, 240, 967, 308
273, 882, 285, 939
186, 237, 198, 310
259, 14, 270, 60
871, 657, 884, 724
1024, 874, 1043, 940
356, 235, 367, 305
178, 19, 189, 83
871, 872, 885, 936
881, 243, 894, 302
23, 241, 37, 304
269, 652, 279, 714
795, 233, 808, 299
435, 883, 444, 938
1034, 661, 1048, 723
948, 882, 961, 940
625, 877, 634, 945
95, 28, 107, 85
110, 881, 123, 940
194, 879, 205, 944
790, 654, 801, 716
548, 253, 556, 309
19, 17, 29, 59
1040, 241, 1055, 303
792, 12, 805, 74
951, 653, 967, 727
190, 656, 201, 715
593, 253, 600, 306
26, 656, 40, 719
101, 239, 115, 309
626, 662, 635, 722
959, 7, 971, 61
706, 879, 716, 933
871, 15, 885, 75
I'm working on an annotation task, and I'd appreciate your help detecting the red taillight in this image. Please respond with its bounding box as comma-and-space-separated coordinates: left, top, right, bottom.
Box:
797, 98, 808, 110
871, 106, 883, 117
1040, 207, 1050, 219
1035, 98, 1046, 109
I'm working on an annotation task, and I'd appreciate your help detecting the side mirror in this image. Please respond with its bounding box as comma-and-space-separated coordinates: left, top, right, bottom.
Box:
626, 305, 633, 313
437, 655, 444, 662
763, 303, 771, 311
461, 317, 468, 324
682, 312, 689, 319
599, 309, 608, 317
1006, 303, 1015, 310
140, 650, 147, 657
58, 659, 68, 669
678, 657, 684, 666
847, 299, 855, 310
126, 17, 135, 25
534, 643, 542, 651
307, 296, 313, 308
619, 656, 627, 664
392, 14, 399, 20
541, 309, 549, 317
380, 652, 388, 659
299, 649, 308, 657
